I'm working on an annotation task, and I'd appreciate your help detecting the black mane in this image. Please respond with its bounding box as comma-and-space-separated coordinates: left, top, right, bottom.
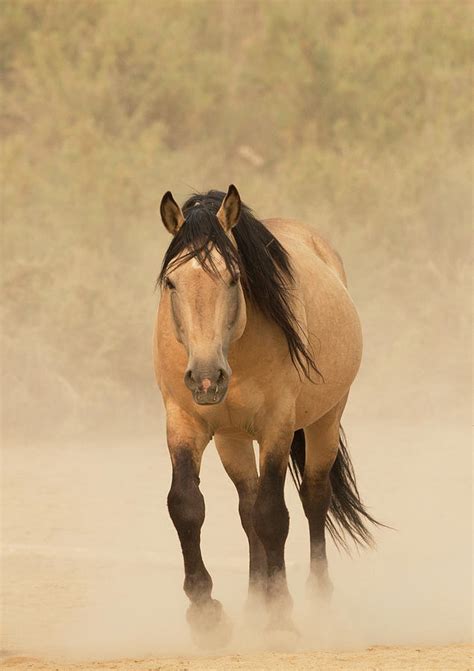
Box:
158, 190, 318, 379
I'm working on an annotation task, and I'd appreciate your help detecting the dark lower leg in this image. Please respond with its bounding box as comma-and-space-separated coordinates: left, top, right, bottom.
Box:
214, 436, 267, 599
300, 473, 333, 594
236, 480, 267, 595
168, 448, 232, 645
167, 450, 212, 604
253, 458, 292, 615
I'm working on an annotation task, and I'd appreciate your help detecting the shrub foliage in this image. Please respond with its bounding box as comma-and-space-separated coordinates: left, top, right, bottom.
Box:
2, 0, 471, 438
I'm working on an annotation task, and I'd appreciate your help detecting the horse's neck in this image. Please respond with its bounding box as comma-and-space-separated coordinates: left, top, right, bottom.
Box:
228, 300, 296, 374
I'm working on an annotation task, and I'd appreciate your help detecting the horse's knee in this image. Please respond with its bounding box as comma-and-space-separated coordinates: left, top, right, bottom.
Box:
167, 480, 205, 534
167, 450, 205, 537
253, 476, 289, 550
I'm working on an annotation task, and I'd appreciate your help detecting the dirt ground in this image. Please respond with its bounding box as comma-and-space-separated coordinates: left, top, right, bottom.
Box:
2, 645, 473, 671
1, 417, 472, 670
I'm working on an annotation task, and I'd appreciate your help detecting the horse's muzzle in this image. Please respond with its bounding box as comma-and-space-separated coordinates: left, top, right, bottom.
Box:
184, 367, 229, 405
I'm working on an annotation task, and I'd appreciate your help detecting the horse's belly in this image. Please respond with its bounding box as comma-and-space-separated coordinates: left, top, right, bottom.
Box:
294, 380, 353, 428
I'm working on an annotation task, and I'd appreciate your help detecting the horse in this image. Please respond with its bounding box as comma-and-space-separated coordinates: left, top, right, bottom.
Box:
153, 185, 379, 646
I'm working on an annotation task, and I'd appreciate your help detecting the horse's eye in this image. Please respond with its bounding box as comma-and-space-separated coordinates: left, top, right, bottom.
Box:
229, 274, 240, 287
165, 277, 175, 290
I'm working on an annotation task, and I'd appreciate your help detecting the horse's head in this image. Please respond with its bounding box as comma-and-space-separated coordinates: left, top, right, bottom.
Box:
159, 185, 247, 405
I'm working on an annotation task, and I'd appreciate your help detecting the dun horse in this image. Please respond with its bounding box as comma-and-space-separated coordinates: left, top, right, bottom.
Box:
154, 186, 379, 645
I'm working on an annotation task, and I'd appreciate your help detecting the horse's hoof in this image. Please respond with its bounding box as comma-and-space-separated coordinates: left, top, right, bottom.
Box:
187, 599, 233, 649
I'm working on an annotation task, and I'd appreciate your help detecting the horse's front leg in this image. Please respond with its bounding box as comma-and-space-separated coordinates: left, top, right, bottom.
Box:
215, 433, 267, 606
166, 410, 231, 647
253, 424, 295, 631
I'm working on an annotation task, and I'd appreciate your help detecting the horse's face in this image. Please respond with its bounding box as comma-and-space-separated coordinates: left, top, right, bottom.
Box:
163, 253, 246, 404
160, 186, 246, 405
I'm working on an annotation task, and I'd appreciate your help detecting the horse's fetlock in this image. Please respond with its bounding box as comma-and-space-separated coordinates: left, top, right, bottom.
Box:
184, 569, 213, 601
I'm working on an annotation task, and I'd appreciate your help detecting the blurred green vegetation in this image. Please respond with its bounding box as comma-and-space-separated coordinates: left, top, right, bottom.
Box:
2, 0, 472, 439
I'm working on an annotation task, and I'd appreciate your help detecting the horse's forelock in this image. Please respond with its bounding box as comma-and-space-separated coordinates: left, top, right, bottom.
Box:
158, 203, 240, 285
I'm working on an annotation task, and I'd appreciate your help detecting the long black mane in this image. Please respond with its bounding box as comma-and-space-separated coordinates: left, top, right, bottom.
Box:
158, 190, 318, 379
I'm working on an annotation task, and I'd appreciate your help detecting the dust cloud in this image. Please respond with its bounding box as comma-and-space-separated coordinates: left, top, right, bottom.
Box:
2, 410, 472, 659
1, 0, 472, 664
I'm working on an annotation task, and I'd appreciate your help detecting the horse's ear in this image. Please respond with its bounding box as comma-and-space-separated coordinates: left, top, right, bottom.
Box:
160, 191, 185, 235
217, 184, 241, 232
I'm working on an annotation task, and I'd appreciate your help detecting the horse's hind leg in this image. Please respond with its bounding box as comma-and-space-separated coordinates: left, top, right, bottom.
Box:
214, 433, 267, 604
300, 398, 347, 599
166, 407, 231, 647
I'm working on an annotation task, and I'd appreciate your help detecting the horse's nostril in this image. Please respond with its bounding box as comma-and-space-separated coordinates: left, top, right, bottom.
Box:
184, 369, 195, 388
217, 369, 228, 383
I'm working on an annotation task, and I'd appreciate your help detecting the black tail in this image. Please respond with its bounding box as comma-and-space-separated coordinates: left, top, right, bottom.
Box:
288, 426, 381, 552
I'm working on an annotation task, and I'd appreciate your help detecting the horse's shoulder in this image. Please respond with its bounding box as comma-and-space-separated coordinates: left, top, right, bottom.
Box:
262, 218, 347, 287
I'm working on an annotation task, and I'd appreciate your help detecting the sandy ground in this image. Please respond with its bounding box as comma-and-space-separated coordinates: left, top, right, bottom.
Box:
2, 645, 473, 670
1, 416, 472, 669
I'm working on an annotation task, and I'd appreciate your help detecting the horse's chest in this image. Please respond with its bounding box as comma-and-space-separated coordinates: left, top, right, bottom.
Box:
194, 376, 266, 435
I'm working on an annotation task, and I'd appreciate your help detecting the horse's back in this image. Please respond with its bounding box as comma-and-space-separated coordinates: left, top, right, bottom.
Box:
262, 218, 347, 287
